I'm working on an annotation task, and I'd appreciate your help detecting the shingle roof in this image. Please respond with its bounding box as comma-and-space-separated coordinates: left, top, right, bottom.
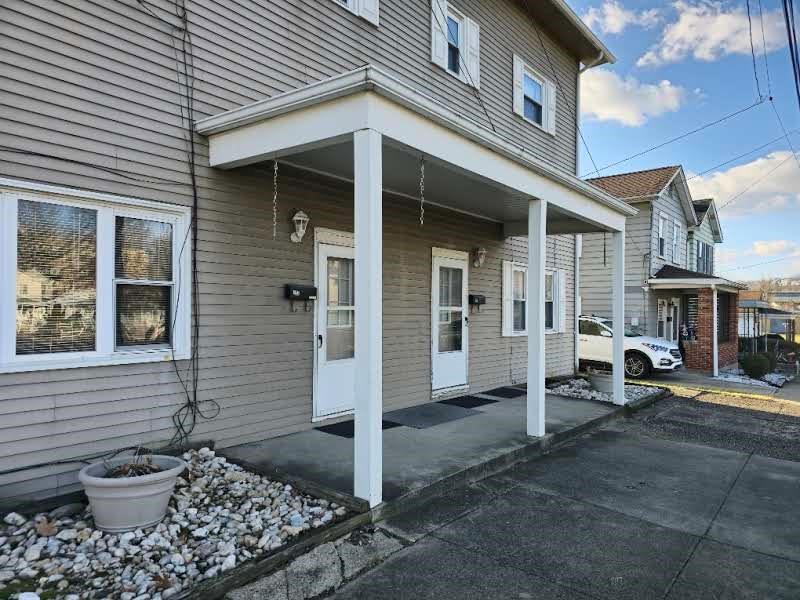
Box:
653, 265, 711, 279
586, 166, 681, 200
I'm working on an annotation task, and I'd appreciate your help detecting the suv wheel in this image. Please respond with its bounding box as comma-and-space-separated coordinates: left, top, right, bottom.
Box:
624, 352, 651, 379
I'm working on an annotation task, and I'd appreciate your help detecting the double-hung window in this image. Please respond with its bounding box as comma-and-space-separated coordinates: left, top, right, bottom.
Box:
513, 55, 556, 134
697, 241, 714, 274
502, 261, 564, 336
658, 214, 668, 257
0, 180, 191, 373
431, 1, 480, 87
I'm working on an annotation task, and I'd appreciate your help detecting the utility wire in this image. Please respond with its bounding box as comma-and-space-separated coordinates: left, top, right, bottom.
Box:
781, 0, 800, 112
685, 128, 800, 180
719, 253, 800, 273
757, 0, 775, 96
746, 0, 765, 100
582, 99, 767, 178
717, 151, 796, 210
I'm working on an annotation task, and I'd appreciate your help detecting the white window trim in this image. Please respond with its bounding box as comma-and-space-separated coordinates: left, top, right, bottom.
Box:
431, 2, 480, 88
502, 261, 563, 337
0, 178, 192, 374
657, 213, 668, 259
672, 221, 681, 265
513, 55, 557, 136
330, 0, 380, 26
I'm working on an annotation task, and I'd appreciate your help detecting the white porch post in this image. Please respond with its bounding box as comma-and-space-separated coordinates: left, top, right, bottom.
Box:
612, 230, 625, 405
353, 128, 383, 507
712, 286, 719, 376
527, 198, 547, 437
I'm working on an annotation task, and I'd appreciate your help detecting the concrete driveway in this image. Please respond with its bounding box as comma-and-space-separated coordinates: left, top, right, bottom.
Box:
331, 392, 800, 599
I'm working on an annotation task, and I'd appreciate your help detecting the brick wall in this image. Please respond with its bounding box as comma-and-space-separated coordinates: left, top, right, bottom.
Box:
683, 289, 739, 372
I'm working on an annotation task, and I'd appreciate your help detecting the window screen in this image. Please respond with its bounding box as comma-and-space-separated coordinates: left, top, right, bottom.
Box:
16, 199, 97, 355
114, 216, 173, 347
523, 74, 543, 125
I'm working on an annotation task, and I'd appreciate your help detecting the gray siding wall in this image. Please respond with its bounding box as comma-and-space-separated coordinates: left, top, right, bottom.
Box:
0, 0, 581, 502
650, 183, 689, 273
578, 202, 651, 328
688, 217, 716, 274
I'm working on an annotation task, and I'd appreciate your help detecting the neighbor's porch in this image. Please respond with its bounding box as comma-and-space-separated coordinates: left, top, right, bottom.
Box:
196, 66, 635, 507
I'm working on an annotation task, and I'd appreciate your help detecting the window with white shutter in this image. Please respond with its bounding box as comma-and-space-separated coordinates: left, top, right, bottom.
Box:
332, 0, 379, 26
512, 55, 557, 135
431, 1, 480, 87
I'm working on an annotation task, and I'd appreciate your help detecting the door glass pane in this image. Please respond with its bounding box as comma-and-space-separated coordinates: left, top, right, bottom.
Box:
326, 257, 354, 361
439, 309, 463, 352
16, 199, 97, 355
439, 267, 462, 308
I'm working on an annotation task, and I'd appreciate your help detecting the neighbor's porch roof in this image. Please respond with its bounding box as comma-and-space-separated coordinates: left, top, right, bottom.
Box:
647, 265, 747, 293
195, 66, 636, 235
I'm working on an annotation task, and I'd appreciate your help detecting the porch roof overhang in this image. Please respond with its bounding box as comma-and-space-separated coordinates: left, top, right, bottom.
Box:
646, 265, 748, 294
195, 66, 636, 234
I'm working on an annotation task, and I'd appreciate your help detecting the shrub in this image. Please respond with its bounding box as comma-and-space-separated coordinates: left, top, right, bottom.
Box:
740, 354, 770, 379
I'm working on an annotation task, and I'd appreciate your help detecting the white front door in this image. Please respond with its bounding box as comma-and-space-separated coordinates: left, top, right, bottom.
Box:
431, 249, 469, 391
315, 242, 356, 418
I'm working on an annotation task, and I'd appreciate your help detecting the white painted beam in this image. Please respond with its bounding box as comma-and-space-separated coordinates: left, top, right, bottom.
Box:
353, 128, 383, 508
527, 199, 547, 437
612, 230, 626, 406
712, 286, 719, 377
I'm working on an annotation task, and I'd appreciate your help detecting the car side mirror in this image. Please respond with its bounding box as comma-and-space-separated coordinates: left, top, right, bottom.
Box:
600, 330, 613, 338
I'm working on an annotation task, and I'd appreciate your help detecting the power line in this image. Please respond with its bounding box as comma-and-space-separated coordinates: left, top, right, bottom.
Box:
757, 0, 774, 96
685, 128, 800, 181
582, 99, 767, 178
717, 151, 796, 210
781, 0, 800, 112
719, 253, 800, 273
746, 0, 765, 99
770, 99, 800, 168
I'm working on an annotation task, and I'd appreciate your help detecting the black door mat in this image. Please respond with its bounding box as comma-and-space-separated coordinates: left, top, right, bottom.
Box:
438, 395, 499, 409
484, 386, 527, 398
385, 403, 480, 429
315, 419, 404, 439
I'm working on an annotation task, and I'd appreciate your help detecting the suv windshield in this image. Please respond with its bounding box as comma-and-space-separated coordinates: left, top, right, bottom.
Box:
599, 319, 641, 337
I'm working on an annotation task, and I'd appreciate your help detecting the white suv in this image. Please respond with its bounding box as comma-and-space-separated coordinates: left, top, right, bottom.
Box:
578, 315, 683, 379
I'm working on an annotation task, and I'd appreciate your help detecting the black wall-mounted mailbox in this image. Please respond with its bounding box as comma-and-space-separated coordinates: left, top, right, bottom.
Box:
469, 294, 486, 306
285, 284, 317, 301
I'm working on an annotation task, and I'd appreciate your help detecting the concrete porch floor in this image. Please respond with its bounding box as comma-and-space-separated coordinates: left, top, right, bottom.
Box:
222, 393, 619, 505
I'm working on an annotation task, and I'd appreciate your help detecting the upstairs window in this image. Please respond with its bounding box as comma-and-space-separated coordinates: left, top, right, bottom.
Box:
513, 55, 556, 135
697, 241, 714, 275
431, 1, 480, 87
331, 0, 379, 26
0, 181, 191, 373
658, 214, 668, 257
672, 222, 682, 264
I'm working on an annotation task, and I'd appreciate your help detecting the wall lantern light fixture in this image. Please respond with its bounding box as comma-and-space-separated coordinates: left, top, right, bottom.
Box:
290, 210, 310, 243
473, 247, 487, 268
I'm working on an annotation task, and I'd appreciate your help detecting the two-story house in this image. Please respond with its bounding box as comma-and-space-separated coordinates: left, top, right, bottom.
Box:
580, 166, 745, 376
0, 0, 636, 507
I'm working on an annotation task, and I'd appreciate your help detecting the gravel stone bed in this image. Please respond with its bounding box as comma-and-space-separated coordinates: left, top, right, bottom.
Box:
547, 378, 661, 403
0, 448, 348, 600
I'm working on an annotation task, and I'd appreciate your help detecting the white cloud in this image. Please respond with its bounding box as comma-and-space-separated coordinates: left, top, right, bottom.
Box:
637, 1, 786, 67
688, 151, 800, 217
582, 1, 661, 35
580, 68, 685, 126
750, 240, 800, 257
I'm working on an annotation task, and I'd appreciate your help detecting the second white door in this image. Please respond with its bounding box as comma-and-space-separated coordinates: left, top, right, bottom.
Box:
431, 249, 469, 391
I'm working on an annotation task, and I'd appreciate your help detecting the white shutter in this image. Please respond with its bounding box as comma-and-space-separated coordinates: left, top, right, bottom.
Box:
545, 79, 557, 135
512, 54, 524, 117
431, 0, 448, 69
502, 260, 512, 337
465, 17, 480, 88
359, 0, 379, 26
557, 269, 567, 333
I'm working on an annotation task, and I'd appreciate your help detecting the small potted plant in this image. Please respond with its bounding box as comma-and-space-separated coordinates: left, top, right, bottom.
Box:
587, 366, 614, 394
79, 450, 186, 532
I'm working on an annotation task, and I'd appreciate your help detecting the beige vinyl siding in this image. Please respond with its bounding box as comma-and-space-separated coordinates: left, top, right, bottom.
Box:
0, 0, 580, 503
578, 202, 652, 328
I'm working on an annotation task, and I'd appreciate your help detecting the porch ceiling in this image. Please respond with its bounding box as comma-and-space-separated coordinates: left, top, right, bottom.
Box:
196, 66, 637, 235
284, 138, 607, 232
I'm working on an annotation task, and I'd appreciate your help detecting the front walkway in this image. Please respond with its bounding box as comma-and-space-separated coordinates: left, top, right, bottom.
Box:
222, 392, 618, 505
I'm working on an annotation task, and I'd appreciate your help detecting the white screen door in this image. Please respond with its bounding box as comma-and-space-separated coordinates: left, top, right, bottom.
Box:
315, 242, 356, 418
432, 249, 469, 391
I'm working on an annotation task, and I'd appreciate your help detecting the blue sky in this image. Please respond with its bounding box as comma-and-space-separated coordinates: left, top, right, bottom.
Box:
571, 0, 800, 280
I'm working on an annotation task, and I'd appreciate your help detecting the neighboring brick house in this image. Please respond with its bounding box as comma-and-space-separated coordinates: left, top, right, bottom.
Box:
580, 166, 746, 374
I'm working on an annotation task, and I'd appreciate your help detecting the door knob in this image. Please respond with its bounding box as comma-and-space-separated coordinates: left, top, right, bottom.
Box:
318, 334, 323, 349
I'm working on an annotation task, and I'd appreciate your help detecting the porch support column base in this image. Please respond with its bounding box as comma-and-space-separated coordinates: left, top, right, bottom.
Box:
527, 198, 547, 437
612, 230, 625, 406
353, 128, 383, 508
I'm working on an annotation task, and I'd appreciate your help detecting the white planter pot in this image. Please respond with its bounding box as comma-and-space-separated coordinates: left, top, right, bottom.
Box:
79, 455, 186, 532
588, 372, 614, 395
